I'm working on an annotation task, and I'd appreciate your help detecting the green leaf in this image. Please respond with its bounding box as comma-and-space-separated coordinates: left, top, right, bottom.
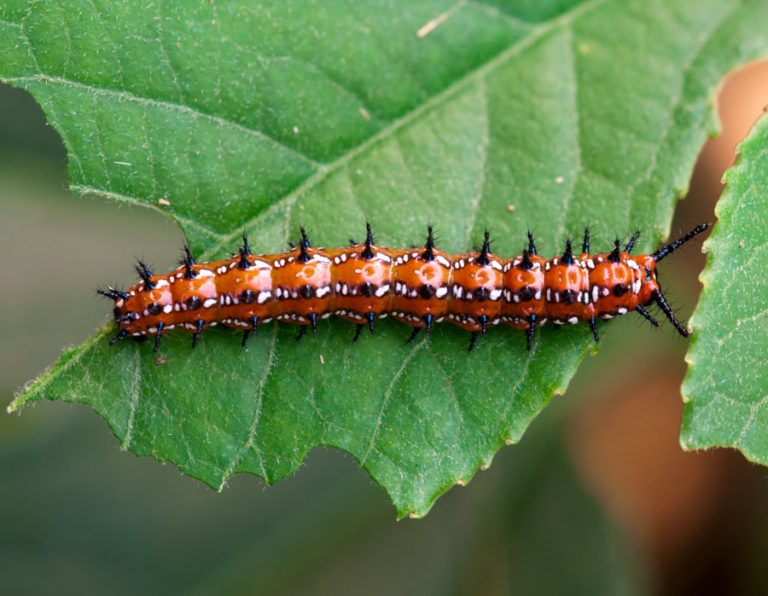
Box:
681, 113, 768, 461
4, 0, 768, 517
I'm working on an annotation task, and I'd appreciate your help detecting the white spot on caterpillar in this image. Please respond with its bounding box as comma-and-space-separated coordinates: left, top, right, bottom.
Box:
436, 255, 450, 267
203, 298, 217, 308
257, 291, 271, 304
163, 304, 173, 314
569, 316, 578, 324
435, 287, 448, 298
617, 307, 628, 314
376, 284, 390, 297
592, 286, 599, 303
489, 289, 502, 300
198, 269, 214, 277
316, 286, 331, 298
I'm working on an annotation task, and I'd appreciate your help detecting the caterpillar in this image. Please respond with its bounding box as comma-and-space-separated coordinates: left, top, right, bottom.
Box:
99, 223, 708, 352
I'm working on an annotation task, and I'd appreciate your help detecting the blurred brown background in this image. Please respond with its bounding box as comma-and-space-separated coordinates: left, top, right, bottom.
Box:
1, 61, 767, 595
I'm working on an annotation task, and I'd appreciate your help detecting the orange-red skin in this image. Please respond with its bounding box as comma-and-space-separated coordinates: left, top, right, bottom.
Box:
389, 248, 451, 327
543, 257, 591, 324
501, 254, 546, 329
113, 243, 661, 339
329, 248, 393, 323
448, 253, 504, 332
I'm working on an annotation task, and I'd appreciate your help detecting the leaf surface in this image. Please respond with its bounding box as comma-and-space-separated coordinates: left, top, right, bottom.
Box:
681, 112, 768, 461
4, 0, 768, 516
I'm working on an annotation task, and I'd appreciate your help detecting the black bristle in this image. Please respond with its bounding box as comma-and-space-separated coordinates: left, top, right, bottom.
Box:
527, 230, 537, 255
238, 247, 250, 270
582, 226, 590, 254
608, 239, 621, 263
135, 261, 156, 289
519, 249, 533, 271
652, 223, 709, 262
625, 230, 641, 254
562, 239, 574, 265
653, 289, 688, 337
298, 227, 311, 263
182, 245, 196, 279
239, 233, 252, 269
98, 286, 129, 301
361, 222, 375, 259
421, 225, 435, 261
636, 305, 659, 327
476, 230, 491, 266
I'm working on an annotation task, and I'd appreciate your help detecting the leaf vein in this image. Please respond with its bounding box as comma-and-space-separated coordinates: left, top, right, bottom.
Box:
5, 74, 323, 169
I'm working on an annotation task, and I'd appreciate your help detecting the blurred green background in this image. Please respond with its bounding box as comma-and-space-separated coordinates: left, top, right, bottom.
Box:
2, 62, 768, 595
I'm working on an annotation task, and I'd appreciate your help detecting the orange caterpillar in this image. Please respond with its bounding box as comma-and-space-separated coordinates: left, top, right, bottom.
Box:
99, 224, 708, 352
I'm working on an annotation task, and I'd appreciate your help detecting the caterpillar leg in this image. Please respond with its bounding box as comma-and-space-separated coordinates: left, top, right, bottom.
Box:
468, 332, 479, 352
589, 316, 599, 343
153, 322, 165, 352
241, 316, 259, 347
192, 320, 204, 348
110, 329, 128, 345
354, 313, 377, 341
309, 313, 318, 334
525, 315, 537, 351
423, 313, 433, 336
406, 326, 421, 343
